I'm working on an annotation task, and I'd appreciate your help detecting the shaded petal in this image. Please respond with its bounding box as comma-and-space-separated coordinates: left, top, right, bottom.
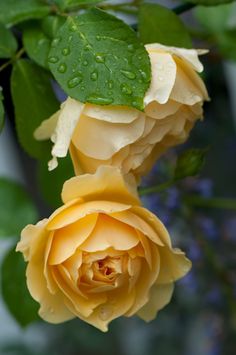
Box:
48, 97, 84, 170
131, 206, 172, 247
16, 219, 48, 261
137, 283, 174, 321
47, 200, 131, 230
80, 214, 139, 252
61, 165, 140, 206
146, 43, 207, 72
145, 100, 180, 120
126, 244, 160, 316
24, 226, 74, 323
170, 57, 209, 105
157, 246, 192, 284
144, 52, 176, 105
110, 210, 164, 246
49, 213, 98, 264
83, 104, 139, 123
34, 111, 60, 141
72, 113, 145, 160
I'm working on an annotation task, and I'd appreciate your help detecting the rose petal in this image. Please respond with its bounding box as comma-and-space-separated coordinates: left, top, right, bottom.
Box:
157, 246, 192, 284
83, 104, 139, 123
137, 282, 174, 321
144, 52, 176, 105
34, 111, 60, 141
170, 57, 209, 105
47, 97, 84, 170
72, 113, 145, 160
145, 100, 181, 120
61, 165, 140, 206
80, 214, 139, 252
110, 210, 164, 246
146, 43, 207, 72
48, 213, 98, 264
47, 200, 131, 230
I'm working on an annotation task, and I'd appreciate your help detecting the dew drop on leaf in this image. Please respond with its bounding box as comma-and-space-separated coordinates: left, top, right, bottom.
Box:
57, 63, 67, 73
48, 56, 59, 63
87, 95, 114, 105
120, 70, 136, 80
67, 76, 82, 88
95, 55, 105, 63
121, 83, 132, 95
90, 71, 98, 81
62, 48, 70, 56
51, 37, 61, 48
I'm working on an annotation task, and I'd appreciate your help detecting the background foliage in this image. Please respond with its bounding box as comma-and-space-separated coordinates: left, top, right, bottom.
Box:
0, 0, 236, 354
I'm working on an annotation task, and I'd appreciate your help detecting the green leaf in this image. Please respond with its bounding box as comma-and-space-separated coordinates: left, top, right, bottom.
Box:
23, 17, 66, 69
48, 8, 151, 111
185, 0, 235, 6
139, 3, 192, 48
0, 23, 18, 58
42, 15, 66, 39
0, 0, 50, 26
174, 148, 208, 181
23, 25, 51, 68
11, 59, 59, 159
1, 247, 39, 326
65, 0, 107, 7
0, 89, 4, 132
0, 178, 38, 237
38, 155, 74, 208
218, 29, 236, 61
194, 3, 235, 33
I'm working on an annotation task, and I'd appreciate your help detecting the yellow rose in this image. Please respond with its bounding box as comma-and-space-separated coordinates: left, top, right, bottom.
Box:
35, 44, 208, 179
17, 166, 191, 331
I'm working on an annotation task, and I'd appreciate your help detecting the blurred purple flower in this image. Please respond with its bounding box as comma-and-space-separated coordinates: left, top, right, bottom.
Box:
197, 216, 218, 241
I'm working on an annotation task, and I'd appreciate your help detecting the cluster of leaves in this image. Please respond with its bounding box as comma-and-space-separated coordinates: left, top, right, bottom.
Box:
0, 0, 235, 329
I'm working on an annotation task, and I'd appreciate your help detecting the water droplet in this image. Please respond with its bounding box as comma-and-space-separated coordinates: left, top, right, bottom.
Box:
68, 35, 73, 42
51, 37, 61, 47
108, 80, 113, 89
95, 55, 105, 63
90, 71, 98, 81
84, 44, 92, 51
139, 70, 148, 82
83, 60, 88, 66
120, 70, 136, 80
127, 44, 135, 52
87, 95, 113, 105
48, 56, 59, 64
68, 76, 82, 88
62, 47, 70, 56
70, 24, 77, 32
81, 86, 85, 91
121, 83, 132, 95
57, 63, 67, 73
99, 305, 113, 321
38, 38, 46, 46
96, 35, 101, 41
138, 56, 142, 60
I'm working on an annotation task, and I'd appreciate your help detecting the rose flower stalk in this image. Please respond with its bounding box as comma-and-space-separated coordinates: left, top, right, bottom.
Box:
17, 166, 191, 331
34, 43, 209, 180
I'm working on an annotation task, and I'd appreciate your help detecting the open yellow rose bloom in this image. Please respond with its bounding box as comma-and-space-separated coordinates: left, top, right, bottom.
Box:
17, 42, 209, 330
17, 166, 191, 331
34, 43, 209, 180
